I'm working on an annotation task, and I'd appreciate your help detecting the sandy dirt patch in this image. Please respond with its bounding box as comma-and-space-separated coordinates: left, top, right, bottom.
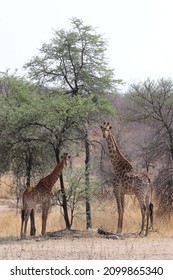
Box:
0, 229, 173, 260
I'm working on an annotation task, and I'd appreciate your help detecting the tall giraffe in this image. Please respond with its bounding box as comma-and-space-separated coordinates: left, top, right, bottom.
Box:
101, 122, 153, 236
20, 153, 70, 238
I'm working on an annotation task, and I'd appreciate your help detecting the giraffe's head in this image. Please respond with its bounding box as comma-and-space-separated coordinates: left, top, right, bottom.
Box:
61, 153, 71, 166
100, 122, 111, 139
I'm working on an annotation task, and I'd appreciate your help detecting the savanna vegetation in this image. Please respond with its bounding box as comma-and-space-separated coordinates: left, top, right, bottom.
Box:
1, 18, 173, 238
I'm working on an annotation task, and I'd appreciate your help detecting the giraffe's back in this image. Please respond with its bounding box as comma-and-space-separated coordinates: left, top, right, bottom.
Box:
113, 172, 151, 196
23, 184, 51, 210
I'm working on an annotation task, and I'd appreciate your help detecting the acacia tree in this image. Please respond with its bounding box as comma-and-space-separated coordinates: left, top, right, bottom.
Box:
24, 18, 119, 229
126, 78, 173, 217
25, 18, 119, 95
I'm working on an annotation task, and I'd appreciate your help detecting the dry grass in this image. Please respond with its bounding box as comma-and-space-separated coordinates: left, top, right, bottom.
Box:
0, 198, 134, 237
0, 174, 173, 239
0, 174, 15, 199
1, 196, 173, 239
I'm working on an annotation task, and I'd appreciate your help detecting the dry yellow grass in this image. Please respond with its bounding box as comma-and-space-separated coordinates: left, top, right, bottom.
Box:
0, 174, 15, 199
1, 174, 173, 238
0, 205, 65, 238
1, 197, 173, 238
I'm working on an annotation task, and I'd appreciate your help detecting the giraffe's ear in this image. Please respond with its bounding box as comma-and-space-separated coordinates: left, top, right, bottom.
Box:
100, 125, 103, 129
109, 126, 112, 129
68, 155, 71, 159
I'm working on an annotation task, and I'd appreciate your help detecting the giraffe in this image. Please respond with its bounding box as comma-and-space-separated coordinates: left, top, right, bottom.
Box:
20, 153, 70, 238
100, 122, 153, 236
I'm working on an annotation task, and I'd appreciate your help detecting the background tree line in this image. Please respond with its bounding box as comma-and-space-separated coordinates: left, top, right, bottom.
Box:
1, 18, 173, 234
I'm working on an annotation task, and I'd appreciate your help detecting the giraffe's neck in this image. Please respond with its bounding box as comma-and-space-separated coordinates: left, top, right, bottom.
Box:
40, 159, 65, 190
106, 133, 133, 173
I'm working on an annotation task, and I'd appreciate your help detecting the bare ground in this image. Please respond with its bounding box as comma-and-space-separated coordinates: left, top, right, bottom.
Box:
0, 229, 173, 260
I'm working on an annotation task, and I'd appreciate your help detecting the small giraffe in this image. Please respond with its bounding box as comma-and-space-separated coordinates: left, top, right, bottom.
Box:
100, 122, 153, 236
20, 153, 70, 238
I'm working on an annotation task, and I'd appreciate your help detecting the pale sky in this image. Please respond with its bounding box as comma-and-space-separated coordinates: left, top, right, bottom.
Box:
1, 0, 173, 90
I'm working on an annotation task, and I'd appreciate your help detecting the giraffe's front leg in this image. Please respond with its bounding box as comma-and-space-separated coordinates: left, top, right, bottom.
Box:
20, 209, 25, 238
115, 195, 123, 234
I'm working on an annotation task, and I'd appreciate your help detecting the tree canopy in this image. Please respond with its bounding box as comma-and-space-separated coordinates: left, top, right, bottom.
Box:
24, 18, 120, 96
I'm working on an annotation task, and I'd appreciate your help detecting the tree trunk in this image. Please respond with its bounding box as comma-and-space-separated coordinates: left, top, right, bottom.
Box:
84, 133, 92, 229
59, 174, 71, 229
55, 147, 71, 229
25, 150, 36, 236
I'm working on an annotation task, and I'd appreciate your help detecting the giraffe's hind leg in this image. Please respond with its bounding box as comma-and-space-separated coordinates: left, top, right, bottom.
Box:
20, 209, 25, 238
139, 202, 147, 236
144, 201, 153, 236
145, 206, 150, 236
21, 209, 31, 239
139, 202, 152, 236
30, 209, 36, 236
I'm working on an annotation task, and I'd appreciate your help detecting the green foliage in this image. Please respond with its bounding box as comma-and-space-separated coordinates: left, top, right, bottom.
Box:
24, 17, 121, 96
0, 74, 52, 176
0, 72, 114, 174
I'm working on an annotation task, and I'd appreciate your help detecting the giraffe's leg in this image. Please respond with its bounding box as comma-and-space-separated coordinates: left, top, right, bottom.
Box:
120, 195, 124, 231
139, 203, 146, 236
136, 181, 148, 236
21, 209, 31, 239
145, 205, 150, 236
144, 200, 153, 235
115, 196, 123, 234
20, 209, 25, 238
41, 204, 49, 237
30, 209, 36, 236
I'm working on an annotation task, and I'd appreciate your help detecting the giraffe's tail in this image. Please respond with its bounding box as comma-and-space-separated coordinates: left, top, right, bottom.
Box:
149, 202, 154, 229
